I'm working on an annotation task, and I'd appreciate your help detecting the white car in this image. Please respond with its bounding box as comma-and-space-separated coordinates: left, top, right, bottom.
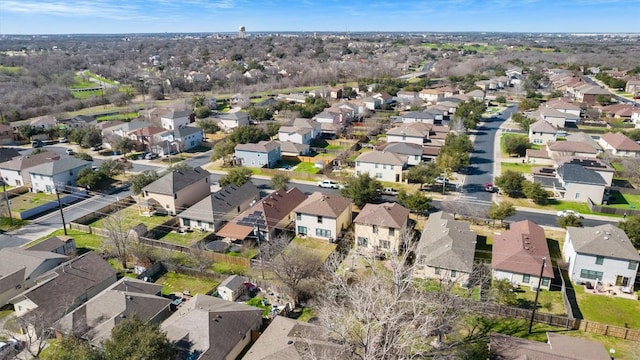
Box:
434, 177, 450, 184
66, 148, 75, 155
381, 187, 399, 196
317, 180, 340, 189
557, 210, 583, 218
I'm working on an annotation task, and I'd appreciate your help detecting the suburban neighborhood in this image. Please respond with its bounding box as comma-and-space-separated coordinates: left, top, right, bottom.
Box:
1, 27, 640, 360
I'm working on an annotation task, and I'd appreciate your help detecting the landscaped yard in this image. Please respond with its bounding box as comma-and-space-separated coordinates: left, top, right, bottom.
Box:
293, 161, 321, 174
89, 205, 169, 231
513, 287, 566, 315
31, 229, 105, 250
574, 285, 640, 328
501, 162, 537, 174
159, 230, 211, 246
292, 236, 336, 261
156, 272, 219, 296
11, 192, 64, 213
605, 191, 640, 210
505, 197, 597, 216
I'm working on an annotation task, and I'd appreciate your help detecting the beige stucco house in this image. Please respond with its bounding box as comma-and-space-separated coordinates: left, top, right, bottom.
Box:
355, 150, 408, 183
141, 167, 210, 216
294, 192, 352, 242
354, 202, 410, 255
598, 132, 640, 158
528, 120, 557, 145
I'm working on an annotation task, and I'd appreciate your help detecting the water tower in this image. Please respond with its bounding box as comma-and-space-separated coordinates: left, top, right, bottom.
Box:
238, 26, 246, 38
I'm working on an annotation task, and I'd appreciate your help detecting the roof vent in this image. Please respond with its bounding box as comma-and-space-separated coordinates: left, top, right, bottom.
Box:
604, 236, 609, 240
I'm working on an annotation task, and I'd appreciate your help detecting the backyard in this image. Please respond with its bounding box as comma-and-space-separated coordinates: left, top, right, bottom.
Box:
291, 236, 336, 261
89, 205, 169, 231
574, 285, 640, 329
159, 229, 212, 247
605, 191, 640, 210
31, 229, 105, 250
11, 192, 64, 213
156, 272, 219, 296
501, 162, 538, 174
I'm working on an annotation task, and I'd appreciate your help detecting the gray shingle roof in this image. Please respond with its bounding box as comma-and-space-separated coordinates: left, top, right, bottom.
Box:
530, 120, 557, 133
142, 166, 209, 195
27, 157, 90, 176
218, 275, 248, 291
356, 150, 407, 166
0, 248, 67, 294
418, 212, 476, 273
26, 236, 74, 252
294, 192, 352, 218
381, 142, 424, 156
173, 125, 203, 138
567, 224, 640, 261
179, 182, 260, 223
235, 140, 280, 153
278, 141, 309, 154
557, 163, 606, 185
401, 111, 435, 120
354, 202, 409, 229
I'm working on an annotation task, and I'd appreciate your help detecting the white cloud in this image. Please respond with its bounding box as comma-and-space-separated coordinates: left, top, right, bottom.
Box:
0, 0, 147, 20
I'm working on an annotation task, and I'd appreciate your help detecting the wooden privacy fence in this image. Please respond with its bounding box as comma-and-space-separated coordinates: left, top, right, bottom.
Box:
474, 302, 578, 330
73, 196, 134, 225
587, 197, 640, 216
579, 321, 640, 342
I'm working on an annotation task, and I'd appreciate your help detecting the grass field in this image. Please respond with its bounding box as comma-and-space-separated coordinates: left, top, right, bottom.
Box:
156, 272, 220, 296
501, 162, 536, 174
89, 205, 169, 231
30, 228, 105, 250
11, 192, 64, 213
159, 230, 211, 246
605, 191, 640, 210
95, 111, 139, 122
0, 65, 21, 75
292, 236, 337, 261
0, 217, 28, 232
574, 285, 640, 328
293, 161, 321, 174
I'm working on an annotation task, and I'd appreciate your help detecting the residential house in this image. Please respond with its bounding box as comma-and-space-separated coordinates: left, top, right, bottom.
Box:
555, 157, 614, 187
161, 294, 263, 360
0, 147, 20, 163
602, 103, 636, 120
354, 202, 410, 255
11, 252, 118, 326
235, 140, 281, 168
30, 115, 58, 130
505, 67, 523, 78
415, 212, 476, 286
0, 248, 67, 307
293, 192, 352, 242
28, 157, 91, 194
278, 126, 314, 145
528, 120, 557, 145
598, 132, 640, 158
625, 79, 640, 96
142, 107, 172, 123
171, 125, 204, 151
564, 224, 640, 290
565, 132, 602, 154
362, 96, 382, 110
373, 92, 394, 106
355, 150, 408, 183
105, 120, 150, 146
0, 150, 60, 187
178, 182, 260, 232
465, 89, 485, 101
435, 86, 459, 98
292, 118, 322, 139
575, 84, 611, 104
217, 275, 249, 302
58, 115, 96, 129
492, 220, 554, 290
419, 88, 444, 103
545, 98, 582, 118
532, 107, 580, 128
525, 147, 553, 166
386, 123, 432, 146
129, 126, 168, 152
547, 140, 598, 159
27, 235, 76, 256
141, 167, 210, 216
633, 109, 640, 128
215, 112, 250, 131
534, 163, 607, 204
0, 125, 15, 145
57, 278, 172, 347
396, 90, 419, 103
400, 111, 436, 124
216, 187, 307, 242
160, 109, 192, 130
377, 142, 424, 166
490, 332, 610, 360
278, 141, 310, 156
242, 316, 347, 360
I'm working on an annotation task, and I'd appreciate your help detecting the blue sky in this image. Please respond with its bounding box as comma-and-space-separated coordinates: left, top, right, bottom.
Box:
0, 0, 639, 35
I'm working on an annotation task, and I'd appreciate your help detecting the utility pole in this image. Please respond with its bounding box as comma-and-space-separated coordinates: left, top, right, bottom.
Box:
2, 180, 13, 225
56, 186, 68, 235
253, 221, 265, 280
528, 257, 546, 334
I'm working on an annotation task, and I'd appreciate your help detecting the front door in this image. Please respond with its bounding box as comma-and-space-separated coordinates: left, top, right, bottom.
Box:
395, 174, 400, 182
616, 275, 623, 286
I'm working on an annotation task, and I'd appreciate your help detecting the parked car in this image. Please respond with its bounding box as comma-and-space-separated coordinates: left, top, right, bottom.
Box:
381, 187, 399, 196
557, 210, 583, 218
144, 152, 159, 160
66, 149, 75, 155
90, 145, 102, 151
434, 177, 450, 184
317, 180, 340, 189
31, 140, 43, 148
59, 137, 68, 143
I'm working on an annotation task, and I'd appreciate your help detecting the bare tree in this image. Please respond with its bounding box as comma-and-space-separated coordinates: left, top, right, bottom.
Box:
101, 207, 135, 269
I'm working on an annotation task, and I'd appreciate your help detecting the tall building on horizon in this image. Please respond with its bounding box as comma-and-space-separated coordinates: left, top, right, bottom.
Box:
238, 26, 246, 38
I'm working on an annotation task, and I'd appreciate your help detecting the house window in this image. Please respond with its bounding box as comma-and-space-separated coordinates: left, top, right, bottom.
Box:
372, 225, 378, 234
357, 237, 368, 247
316, 228, 331, 238
375, 164, 379, 169
390, 165, 394, 170
174, 194, 178, 199
574, 192, 581, 200
389, 228, 395, 236
297, 226, 307, 235
595, 256, 604, 265
522, 274, 531, 283
296, 213, 301, 221
451, 270, 457, 278
542, 278, 550, 287
383, 164, 387, 170
380, 240, 390, 249
629, 261, 638, 270
183, 219, 190, 226
580, 269, 604, 280
434, 267, 441, 275
375, 173, 382, 179
402, 135, 406, 141
317, 216, 323, 224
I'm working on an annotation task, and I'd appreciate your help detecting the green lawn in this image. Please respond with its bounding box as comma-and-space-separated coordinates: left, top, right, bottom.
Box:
30, 228, 105, 250
210, 262, 249, 276
159, 230, 211, 246
72, 75, 98, 89
513, 288, 566, 315
501, 162, 536, 174
11, 192, 65, 213
296, 307, 316, 322
506, 198, 595, 215
611, 162, 626, 172
416, 278, 481, 300
71, 90, 102, 100
293, 161, 321, 174
0, 65, 21, 74
574, 285, 640, 328
0, 217, 28, 232
95, 112, 139, 122
156, 272, 219, 296
326, 144, 348, 151
292, 236, 337, 261
89, 206, 169, 231
605, 191, 640, 210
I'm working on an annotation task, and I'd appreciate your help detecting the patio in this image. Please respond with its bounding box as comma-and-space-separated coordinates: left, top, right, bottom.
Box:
583, 281, 638, 301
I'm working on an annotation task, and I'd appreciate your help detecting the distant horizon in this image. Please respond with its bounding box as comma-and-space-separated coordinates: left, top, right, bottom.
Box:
1, 0, 639, 35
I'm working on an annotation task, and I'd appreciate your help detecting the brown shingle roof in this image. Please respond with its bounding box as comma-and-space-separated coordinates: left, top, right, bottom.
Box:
547, 141, 597, 154
601, 132, 640, 152
356, 150, 407, 166
294, 192, 351, 218
530, 120, 556, 133
492, 220, 554, 278
354, 202, 409, 229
